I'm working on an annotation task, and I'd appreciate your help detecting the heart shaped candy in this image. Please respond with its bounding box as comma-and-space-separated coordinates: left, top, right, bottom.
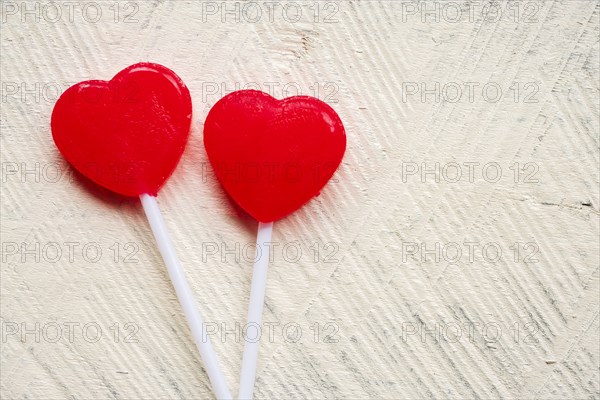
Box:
51, 62, 192, 197
204, 90, 346, 222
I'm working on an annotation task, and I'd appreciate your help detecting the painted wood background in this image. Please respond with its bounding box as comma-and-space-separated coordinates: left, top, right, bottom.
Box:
1, 1, 599, 398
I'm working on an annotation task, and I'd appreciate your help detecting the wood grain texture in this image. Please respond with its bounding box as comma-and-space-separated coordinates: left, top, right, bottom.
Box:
1, 1, 598, 399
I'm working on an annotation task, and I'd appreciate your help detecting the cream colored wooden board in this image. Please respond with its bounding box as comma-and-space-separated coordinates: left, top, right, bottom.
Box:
1, 1, 599, 399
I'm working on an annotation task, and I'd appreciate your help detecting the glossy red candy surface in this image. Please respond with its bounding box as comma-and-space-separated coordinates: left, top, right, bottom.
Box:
204, 90, 346, 222
51, 62, 192, 197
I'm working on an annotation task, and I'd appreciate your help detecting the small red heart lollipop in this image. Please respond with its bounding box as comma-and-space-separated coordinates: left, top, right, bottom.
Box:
203, 89, 346, 399
51, 62, 192, 197
204, 90, 346, 222
51, 63, 232, 399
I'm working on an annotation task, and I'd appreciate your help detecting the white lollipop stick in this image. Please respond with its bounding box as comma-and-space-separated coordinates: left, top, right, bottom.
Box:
140, 194, 232, 400
238, 221, 274, 400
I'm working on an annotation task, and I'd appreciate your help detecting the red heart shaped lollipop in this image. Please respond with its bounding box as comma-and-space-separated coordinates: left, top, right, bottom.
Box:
204, 90, 346, 222
51, 62, 192, 196
50, 64, 234, 398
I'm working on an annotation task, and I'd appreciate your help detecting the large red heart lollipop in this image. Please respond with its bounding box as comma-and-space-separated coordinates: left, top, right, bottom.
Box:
203, 90, 346, 222
51, 62, 192, 196
51, 64, 232, 398
204, 89, 346, 399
